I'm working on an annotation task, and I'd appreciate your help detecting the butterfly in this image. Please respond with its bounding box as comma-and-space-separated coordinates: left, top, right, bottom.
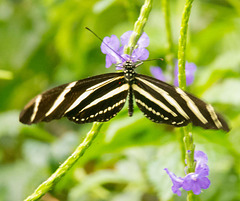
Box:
19, 59, 229, 132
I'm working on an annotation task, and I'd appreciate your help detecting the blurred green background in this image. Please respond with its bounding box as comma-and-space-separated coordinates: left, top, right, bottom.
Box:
0, 0, 240, 201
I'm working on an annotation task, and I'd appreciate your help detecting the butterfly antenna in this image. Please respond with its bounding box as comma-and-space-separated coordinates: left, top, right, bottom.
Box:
85, 27, 125, 61
143, 58, 164, 62
135, 58, 164, 68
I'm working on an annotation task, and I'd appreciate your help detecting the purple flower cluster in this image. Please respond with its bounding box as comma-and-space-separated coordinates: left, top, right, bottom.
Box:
101, 31, 150, 68
151, 61, 197, 86
100, 31, 197, 86
164, 150, 211, 196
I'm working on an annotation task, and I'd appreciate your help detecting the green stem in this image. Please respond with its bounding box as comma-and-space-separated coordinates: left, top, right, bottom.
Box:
125, 0, 153, 54
162, 0, 175, 82
178, 0, 194, 91
162, 0, 185, 163
177, 0, 196, 200
24, 122, 103, 201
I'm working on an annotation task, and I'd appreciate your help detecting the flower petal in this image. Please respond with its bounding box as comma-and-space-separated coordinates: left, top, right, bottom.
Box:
120, 31, 149, 48
120, 31, 132, 46
150, 67, 166, 82
172, 186, 182, 196
164, 168, 184, 195
185, 62, 197, 85
101, 35, 120, 54
121, 54, 131, 62
105, 54, 112, 68
118, 46, 124, 55
192, 183, 201, 195
164, 168, 184, 196
164, 168, 184, 186
138, 32, 149, 47
195, 150, 208, 165
183, 174, 202, 195
198, 177, 211, 189
174, 61, 197, 86
182, 174, 195, 191
132, 48, 149, 61
195, 163, 209, 176
101, 35, 122, 67
174, 77, 179, 86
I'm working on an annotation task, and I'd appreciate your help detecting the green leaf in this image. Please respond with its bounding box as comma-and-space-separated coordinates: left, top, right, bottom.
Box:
203, 78, 240, 106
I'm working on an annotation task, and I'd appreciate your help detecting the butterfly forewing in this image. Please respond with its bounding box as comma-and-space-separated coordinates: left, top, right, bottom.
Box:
134, 74, 230, 132
20, 82, 71, 124
19, 73, 128, 125
65, 78, 128, 123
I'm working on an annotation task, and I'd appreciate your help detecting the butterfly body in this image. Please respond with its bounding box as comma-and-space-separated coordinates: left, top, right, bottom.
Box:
19, 60, 229, 132
123, 60, 137, 117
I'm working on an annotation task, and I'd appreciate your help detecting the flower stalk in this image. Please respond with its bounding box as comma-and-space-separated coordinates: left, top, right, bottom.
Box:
24, 122, 103, 201
177, 0, 195, 200
162, 0, 175, 81
178, 0, 194, 91
125, 0, 152, 55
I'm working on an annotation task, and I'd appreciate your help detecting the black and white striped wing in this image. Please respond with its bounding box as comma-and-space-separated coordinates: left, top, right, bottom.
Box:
133, 74, 229, 132
20, 73, 128, 125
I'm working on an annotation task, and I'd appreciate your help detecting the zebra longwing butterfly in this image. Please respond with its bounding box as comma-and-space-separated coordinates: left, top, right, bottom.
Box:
19, 60, 229, 132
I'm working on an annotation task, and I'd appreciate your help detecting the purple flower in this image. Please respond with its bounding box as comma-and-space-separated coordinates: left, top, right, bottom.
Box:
120, 31, 149, 48
131, 47, 149, 61
101, 31, 149, 68
164, 168, 184, 196
165, 150, 211, 196
150, 67, 166, 82
101, 35, 122, 68
182, 163, 210, 195
151, 61, 197, 86
174, 61, 197, 86
195, 150, 208, 166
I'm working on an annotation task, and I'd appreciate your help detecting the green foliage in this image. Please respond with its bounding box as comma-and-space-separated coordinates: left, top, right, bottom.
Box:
0, 0, 240, 201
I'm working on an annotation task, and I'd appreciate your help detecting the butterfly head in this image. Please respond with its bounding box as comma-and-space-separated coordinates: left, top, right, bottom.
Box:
123, 60, 134, 68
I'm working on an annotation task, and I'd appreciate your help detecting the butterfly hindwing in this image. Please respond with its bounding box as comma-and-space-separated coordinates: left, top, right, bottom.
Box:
19, 73, 128, 125
133, 75, 190, 127
133, 74, 229, 132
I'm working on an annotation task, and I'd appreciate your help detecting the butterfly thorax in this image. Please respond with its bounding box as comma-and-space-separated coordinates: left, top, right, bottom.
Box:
122, 60, 136, 117
123, 60, 136, 83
